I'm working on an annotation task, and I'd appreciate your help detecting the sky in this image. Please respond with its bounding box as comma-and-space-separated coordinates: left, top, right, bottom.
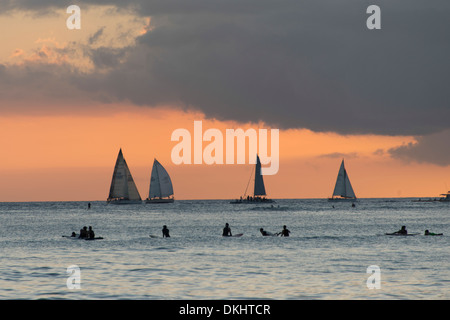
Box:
0, 0, 449, 201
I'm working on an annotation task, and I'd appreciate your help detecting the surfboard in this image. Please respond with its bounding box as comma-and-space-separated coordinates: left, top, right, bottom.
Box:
385, 233, 419, 236
62, 235, 79, 239
62, 235, 103, 240
223, 233, 244, 237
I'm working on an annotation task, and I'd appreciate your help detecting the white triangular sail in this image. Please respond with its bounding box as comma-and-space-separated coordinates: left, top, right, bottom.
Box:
254, 155, 267, 196
148, 159, 174, 199
332, 159, 356, 199
108, 149, 141, 202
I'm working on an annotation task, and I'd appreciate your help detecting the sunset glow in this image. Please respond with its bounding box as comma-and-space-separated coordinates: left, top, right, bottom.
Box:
1, 106, 448, 202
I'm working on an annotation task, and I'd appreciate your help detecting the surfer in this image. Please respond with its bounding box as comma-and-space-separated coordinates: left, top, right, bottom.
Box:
393, 226, 407, 235
87, 226, 95, 239
260, 228, 273, 236
223, 223, 232, 237
162, 225, 170, 238
425, 230, 443, 236
79, 226, 88, 239
279, 225, 290, 237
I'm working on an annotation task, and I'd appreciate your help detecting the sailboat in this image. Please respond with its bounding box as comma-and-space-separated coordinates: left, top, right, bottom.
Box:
328, 159, 357, 201
145, 159, 174, 203
230, 154, 275, 204
107, 149, 142, 204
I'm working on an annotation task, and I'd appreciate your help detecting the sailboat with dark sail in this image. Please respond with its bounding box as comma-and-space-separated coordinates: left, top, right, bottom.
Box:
328, 159, 357, 201
107, 149, 142, 204
230, 154, 275, 204
145, 159, 174, 203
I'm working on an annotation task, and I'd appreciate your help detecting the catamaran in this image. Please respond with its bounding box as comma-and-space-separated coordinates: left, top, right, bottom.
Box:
107, 149, 142, 204
328, 159, 357, 201
230, 154, 275, 204
145, 159, 174, 203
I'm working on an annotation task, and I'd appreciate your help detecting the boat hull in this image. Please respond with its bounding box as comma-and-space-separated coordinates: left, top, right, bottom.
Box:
107, 199, 142, 205
145, 198, 174, 204
328, 198, 357, 202
230, 199, 275, 204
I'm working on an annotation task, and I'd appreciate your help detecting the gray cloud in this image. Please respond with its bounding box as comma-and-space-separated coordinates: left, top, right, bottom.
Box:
88, 26, 104, 45
87, 46, 129, 70
389, 130, 450, 166
1, 0, 450, 138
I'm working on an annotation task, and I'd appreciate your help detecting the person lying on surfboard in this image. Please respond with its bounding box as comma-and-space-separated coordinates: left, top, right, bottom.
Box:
260, 228, 275, 236
424, 230, 443, 236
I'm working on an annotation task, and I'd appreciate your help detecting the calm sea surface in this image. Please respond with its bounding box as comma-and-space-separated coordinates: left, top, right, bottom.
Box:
0, 198, 449, 300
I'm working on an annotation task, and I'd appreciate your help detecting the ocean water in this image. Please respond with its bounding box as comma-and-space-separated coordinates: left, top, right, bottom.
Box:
0, 198, 449, 300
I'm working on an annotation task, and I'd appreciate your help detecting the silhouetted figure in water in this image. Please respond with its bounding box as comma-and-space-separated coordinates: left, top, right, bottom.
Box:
395, 226, 407, 235
260, 228, 274, 236
223, 223, 232, 237
162, 225, 170, 238
425, 230, 443, 236
88, 226, 95, 239
279, 225, 290, 237
79, 226, 88, 239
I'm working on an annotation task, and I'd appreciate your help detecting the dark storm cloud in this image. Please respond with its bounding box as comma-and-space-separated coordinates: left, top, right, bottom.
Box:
1, 1, 450, 139
389, 130, 450, 166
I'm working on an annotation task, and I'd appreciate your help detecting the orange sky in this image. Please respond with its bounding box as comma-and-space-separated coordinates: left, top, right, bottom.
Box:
1, 106, 449, 202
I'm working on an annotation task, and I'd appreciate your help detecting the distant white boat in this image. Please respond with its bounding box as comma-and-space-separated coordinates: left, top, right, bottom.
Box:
145, 159, 174, 204
230, 154, 275, 204
107, 149, 142, 204
328, 159, 357, 201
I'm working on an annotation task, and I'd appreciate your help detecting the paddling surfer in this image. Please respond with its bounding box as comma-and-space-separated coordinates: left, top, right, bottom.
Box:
260, 228, 273, 236
425, 230, 443, 236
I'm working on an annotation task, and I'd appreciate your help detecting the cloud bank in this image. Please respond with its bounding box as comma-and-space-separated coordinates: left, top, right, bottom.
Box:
1, 0, 449, 163
389, 130, 450, 166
